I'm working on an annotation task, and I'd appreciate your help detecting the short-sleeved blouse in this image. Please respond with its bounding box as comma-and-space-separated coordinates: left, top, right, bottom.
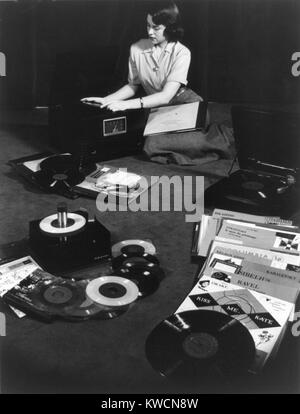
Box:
128, 38, 191, 95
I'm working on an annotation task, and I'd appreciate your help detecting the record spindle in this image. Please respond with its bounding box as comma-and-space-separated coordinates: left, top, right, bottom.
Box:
57, 202, 68, 243
57, 202, 68, 228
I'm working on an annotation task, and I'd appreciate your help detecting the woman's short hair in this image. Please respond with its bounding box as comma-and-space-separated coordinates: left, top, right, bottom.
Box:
148, 2, 184, 42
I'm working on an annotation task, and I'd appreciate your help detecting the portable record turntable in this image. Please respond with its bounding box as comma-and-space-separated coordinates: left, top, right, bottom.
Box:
29, 203, 111, 274
49, 102, 147, 160
9, 151, 96, 199
205, 106, 300, 217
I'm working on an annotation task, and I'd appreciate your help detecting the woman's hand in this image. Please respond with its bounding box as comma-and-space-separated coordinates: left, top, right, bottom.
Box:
81, 97, 107, 107
105, 101, 131, 112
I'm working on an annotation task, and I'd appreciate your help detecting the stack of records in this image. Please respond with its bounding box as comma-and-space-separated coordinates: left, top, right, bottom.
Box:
188, 209, 300, 373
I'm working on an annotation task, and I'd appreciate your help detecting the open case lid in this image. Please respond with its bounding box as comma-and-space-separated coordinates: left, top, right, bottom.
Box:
231, 105, 300, 173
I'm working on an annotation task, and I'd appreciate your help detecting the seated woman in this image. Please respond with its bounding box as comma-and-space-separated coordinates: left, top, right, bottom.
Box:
82, 1, 202, 111
82, 1, 234, 166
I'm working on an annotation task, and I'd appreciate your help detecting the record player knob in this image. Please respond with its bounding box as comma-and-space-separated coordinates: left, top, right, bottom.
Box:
57, 202, 68, 228
286, 175, 296, 186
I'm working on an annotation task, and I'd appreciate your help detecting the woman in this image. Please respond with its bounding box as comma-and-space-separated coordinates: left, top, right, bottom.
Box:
81, 2, 235, 167
81, 1, 202, 112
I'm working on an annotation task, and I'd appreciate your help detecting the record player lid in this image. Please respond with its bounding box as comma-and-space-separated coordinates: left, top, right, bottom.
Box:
231, 106, 300, 171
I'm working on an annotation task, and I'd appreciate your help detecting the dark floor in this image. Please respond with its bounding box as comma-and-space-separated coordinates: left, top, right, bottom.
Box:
0, 108, 299, 394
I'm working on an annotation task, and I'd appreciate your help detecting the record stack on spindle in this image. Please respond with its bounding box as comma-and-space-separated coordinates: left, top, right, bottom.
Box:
110, 239, 165, 298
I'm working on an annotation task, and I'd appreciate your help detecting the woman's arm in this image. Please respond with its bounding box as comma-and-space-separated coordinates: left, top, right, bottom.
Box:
81, 84, 139, 107
104, 81, 181, 112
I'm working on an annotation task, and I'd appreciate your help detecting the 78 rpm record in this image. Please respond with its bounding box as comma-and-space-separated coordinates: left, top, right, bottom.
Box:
145, 310, 255, 383
112, 240, 156, 257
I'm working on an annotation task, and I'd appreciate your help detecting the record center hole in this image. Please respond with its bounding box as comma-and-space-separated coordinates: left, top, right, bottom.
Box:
121, 245, 145, 255
99, 282, 127, 298
52, 218, 75, 228
182, 333, 219, 360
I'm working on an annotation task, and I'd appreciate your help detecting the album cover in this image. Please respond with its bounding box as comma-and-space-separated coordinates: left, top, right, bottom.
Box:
73, 163, 158, 203
143, 101, 207, 136
216, 220, 300, 254
207, 244, 300, 272
176, 274, 294, 373
209, 240, 300, 266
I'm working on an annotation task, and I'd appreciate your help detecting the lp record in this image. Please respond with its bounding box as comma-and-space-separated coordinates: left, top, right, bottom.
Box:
145, 310, 255, 383
35, 154, 85, 192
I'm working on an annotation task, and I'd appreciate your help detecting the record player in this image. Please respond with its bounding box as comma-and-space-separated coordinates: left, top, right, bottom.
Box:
49, 102, 147, 161
205, 106, 300, 217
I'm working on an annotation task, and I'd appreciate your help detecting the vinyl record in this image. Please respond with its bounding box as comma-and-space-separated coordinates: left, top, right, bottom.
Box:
32, 279, 85, 316
39, 212, 87, 236
145, 310, 255, 383
63, 280, 126, 321
112, 252, 159, 270
111, 240, 156, 258
86, 276, 139, 308
114, 261, 163, 298
35, 154, 85, 192
63, 296, 127, 321
40, 154, 79, 170
238, 171, 281, 200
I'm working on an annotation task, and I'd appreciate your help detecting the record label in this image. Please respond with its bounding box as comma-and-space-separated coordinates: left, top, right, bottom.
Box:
86, 276, 139, 307
32, 280, 85, 314
43, 285, 74, 304
182, 333, 219, 359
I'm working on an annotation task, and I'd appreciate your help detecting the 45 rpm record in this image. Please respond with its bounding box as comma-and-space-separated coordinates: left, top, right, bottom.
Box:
32, 279, 85, 315
112, 252, 159, 270
145, 310, 255, 383
35, 154, 85, 192
86, 276, 139, 308
63, 280, 127, 321
114, 261, 163, 298
63, 296, 126, 321
39, 212, 86, 236
112, 240, 156, 257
